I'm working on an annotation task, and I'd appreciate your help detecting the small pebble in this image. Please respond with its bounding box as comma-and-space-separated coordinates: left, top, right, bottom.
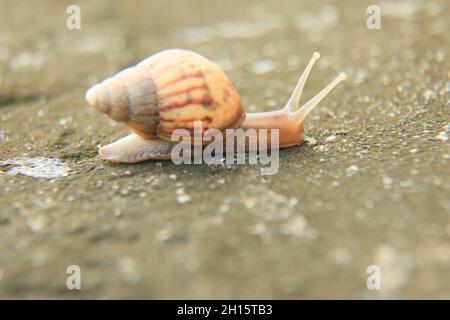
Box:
176, 187, 191, 204
169, 174, 177, 180
423, 89, 436, 100
346, 165, 359, 176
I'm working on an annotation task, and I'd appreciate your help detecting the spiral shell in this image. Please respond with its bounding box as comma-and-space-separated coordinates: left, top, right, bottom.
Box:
86, 49, 245, 141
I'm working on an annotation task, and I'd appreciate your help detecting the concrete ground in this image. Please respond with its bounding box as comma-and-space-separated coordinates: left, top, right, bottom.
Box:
0, 0, 449, 298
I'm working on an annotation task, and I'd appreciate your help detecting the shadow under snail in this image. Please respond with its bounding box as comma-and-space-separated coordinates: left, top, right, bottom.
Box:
85, 49, 346, 162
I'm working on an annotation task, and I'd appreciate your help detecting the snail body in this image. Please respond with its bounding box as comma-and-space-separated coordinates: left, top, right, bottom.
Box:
86, 49, 346, 162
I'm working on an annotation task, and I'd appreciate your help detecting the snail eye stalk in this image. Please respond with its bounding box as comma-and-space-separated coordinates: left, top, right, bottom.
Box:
293, 72, 347, 124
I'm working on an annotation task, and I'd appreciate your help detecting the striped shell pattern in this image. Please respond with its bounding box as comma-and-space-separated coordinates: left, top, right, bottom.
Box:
86, 49, 245, 142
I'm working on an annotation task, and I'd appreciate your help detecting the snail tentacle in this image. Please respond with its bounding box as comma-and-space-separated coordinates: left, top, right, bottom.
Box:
285, 52, 321, 113
293, 72, 347, 124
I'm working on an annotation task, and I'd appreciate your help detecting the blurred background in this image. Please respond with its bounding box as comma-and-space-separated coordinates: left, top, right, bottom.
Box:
0, 0, 448, 298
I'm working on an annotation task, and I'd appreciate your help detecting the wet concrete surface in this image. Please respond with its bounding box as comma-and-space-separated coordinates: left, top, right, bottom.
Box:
0, 0, 449, 298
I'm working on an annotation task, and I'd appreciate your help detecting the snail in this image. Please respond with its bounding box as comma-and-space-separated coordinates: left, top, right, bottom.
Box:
85, 49, 346, 162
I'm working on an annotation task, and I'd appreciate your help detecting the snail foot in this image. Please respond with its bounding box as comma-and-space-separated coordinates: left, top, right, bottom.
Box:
99, 134, 174, 163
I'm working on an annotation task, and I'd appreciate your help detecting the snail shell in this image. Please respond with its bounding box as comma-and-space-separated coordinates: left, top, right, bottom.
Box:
86, 49, 245, 141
